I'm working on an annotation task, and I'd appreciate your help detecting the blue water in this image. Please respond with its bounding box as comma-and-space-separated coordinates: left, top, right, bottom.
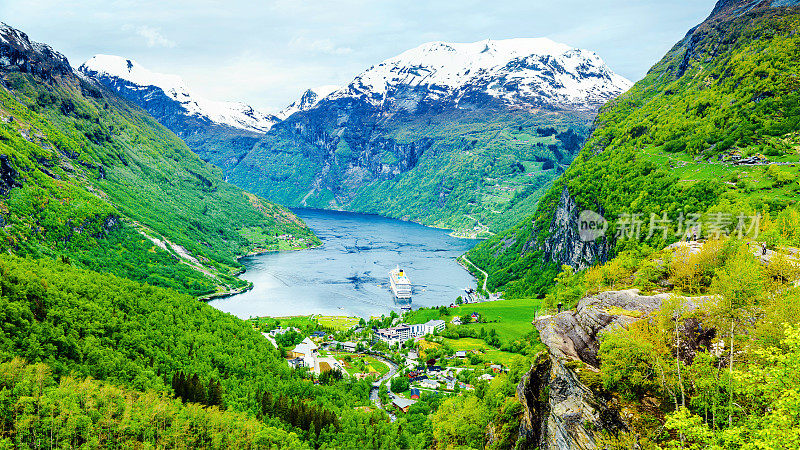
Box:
209, 209, 479, 318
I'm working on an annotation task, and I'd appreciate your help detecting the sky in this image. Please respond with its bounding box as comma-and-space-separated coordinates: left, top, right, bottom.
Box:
1, 0, 718, 112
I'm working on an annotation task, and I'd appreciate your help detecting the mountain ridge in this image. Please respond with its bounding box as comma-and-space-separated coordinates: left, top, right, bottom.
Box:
468, 0, 800, 298
224, 37, 631, 234
79, 54, 279, 133
324, 38, 632, 113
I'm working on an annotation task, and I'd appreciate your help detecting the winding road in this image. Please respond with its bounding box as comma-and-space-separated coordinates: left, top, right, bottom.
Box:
460, 256, 489, 293
368, 354, 400, 420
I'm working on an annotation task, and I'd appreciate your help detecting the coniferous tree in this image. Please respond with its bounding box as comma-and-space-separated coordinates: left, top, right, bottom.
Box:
208, 379, 223, 407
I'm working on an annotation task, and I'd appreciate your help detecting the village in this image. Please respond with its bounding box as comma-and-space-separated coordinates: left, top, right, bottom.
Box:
251, 297, 536, 414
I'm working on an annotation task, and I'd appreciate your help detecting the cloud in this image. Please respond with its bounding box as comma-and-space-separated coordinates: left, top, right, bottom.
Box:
123, 24, 176, 48
289, 36, 352, 55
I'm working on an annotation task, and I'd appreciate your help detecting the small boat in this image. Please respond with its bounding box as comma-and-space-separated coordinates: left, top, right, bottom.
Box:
388, 266, 412, 299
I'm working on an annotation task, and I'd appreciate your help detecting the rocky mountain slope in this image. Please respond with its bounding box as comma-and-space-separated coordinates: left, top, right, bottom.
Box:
79, 54, 279, 134
78, 55, 279, 171
0, 22, 317, 297
469, 0, 800, 297
227, 38, 631, 233
278, 85, 339, 119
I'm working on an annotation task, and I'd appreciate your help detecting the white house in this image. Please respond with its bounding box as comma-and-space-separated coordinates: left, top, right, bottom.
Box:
420, 379, 439, 389
374, 319, 446, 345
424, 319, 446, 333
341, 341, 357, 352
292, 337, 318, 358
291, 337, 319, 370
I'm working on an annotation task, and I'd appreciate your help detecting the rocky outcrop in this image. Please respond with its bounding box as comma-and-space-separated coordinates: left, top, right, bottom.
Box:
532, 186, 612, 272
0, 23, 72, 81
0, 154, 21, 195
536, 289, 714, 366
517, 354, 625, 450
516, 289, 715, 449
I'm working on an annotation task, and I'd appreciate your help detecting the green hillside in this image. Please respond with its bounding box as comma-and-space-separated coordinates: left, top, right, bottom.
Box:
231, 108, 593, 235
0, 255, 433, 447
469, 1, 800, 297
0, 38, 317, 297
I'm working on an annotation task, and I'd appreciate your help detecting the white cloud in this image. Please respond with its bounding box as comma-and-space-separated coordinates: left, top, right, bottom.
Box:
178, 49, 357, 112
288, 36, 352, 55
123, 24, 176, 48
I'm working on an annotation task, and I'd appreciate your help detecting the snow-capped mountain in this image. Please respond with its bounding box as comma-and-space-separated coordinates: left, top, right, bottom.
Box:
79, 55, 279, 133
227, 38, 632, 226
278, 85, 339, 119
327, 38, 632, 112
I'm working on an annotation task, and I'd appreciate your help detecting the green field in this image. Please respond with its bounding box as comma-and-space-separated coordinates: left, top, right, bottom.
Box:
249, 314, 360, 333
316, 315, 361, 331
335, 353, 389, 376
481, 350, 524, 366
440, 338, 523, 367
408, 297, 539, 341
442, 338, 491, 351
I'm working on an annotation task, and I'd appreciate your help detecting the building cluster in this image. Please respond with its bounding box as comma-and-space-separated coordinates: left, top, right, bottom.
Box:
288, 337, 345, 375
373, 319, 446, 345
411, 365, 473, 391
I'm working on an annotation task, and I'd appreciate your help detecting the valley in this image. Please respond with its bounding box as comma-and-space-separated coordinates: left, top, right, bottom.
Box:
83, 38, 630, 235
2, 0, 800, 448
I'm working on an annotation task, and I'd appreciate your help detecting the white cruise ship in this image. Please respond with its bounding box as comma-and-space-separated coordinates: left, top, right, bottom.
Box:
389, 266, 412, 299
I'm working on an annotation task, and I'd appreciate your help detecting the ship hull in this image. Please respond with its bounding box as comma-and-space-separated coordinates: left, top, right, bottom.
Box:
389, 268, 412, 299
390, 282, 412, 299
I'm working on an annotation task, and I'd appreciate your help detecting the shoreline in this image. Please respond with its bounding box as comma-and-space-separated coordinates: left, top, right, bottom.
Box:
207, 208, 484, 312
200, 243, 324, 302
291, 206, 486, 241
198, 282, 254, 302
236, 242, 324, 262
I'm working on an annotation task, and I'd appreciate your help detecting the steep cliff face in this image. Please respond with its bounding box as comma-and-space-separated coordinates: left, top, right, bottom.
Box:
517, 355, 625, 450
229, 99, 435, 208
515, 289, 715, 449
535, 187, 612, 273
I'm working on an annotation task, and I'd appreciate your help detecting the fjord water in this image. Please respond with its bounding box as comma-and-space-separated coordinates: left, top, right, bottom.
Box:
209, 209, 479, 318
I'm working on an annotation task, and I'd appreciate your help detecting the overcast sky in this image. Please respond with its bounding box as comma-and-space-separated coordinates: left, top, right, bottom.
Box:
1, 0, 717, 112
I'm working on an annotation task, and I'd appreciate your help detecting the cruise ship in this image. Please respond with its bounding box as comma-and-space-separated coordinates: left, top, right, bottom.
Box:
389, 266, 412, 299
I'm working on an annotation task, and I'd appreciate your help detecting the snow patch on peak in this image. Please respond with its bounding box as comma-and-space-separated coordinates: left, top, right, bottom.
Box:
79, 55, 278, 133
330, 37, 633, 111
279, 84, 340, 119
